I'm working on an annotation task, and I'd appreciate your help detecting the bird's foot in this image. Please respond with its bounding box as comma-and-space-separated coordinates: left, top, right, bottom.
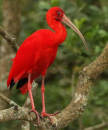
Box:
41, 111, 60, 124
29, 109, 45, 124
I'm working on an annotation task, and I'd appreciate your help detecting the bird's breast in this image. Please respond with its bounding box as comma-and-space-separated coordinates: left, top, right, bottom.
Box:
30, 46, 58, 78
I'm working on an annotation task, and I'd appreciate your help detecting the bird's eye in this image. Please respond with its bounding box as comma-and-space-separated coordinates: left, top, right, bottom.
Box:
57, 12, 61, 15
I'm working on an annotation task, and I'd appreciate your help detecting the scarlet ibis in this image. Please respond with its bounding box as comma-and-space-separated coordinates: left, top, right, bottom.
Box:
7, 7, 87, 123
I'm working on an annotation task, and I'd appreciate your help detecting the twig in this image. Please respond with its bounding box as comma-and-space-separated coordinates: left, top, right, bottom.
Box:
0, 93, 18, 107
0, 26, 18, 52
84, 122, 108, 130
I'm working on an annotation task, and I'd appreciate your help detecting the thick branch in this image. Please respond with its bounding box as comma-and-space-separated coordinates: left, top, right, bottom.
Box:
0, 26, 18, 52
21, 120, 30, 130
0, 107, 30, 123
53, 43, 108, 129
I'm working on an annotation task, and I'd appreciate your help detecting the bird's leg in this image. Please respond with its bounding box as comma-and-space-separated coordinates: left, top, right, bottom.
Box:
28, 73, 40, 124
41, 76, 46, 114
41, 76, 59, 124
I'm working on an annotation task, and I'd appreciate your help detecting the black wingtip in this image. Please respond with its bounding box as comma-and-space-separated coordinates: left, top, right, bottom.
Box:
10, 79, 15, 90
16, 78, 28, 89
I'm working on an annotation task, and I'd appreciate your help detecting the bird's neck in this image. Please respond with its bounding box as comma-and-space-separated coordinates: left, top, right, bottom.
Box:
47, 18, 67, 46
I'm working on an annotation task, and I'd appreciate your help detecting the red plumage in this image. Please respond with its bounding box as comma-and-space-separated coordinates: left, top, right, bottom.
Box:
7, 7, 87, 123
7, 7, 67, 94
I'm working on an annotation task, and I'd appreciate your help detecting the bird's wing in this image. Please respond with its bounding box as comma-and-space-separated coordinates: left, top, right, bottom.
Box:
7, 32, 43, 86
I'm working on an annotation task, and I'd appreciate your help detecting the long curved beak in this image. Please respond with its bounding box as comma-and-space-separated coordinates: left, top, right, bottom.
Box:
62, 14, 88, 51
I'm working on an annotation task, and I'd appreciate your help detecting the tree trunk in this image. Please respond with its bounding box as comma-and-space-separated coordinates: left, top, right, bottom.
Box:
0, 0, 21, 109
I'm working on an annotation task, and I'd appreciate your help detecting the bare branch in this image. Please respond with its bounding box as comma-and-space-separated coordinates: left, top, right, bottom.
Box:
0, 107, 30, 123
0, 93, 18, 107
0, 106, 46, 127
0, 26, 18, 52
84, 122, 108, 130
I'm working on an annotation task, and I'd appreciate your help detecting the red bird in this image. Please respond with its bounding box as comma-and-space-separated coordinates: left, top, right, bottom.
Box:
7, 7, 87, 123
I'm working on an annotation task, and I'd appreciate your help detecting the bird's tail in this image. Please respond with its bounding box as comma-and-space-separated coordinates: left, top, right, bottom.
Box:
7, 77, 29, 94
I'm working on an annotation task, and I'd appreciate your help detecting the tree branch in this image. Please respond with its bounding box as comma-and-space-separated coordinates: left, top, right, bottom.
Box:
21, 120, 30, 130
53, 43, 108, 129
84, 122, 108, 130
0, 26, 18, 52
0, 93, 18, 107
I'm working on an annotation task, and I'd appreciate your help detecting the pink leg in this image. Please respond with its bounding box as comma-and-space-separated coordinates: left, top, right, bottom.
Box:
41, 76, 59, 124
41, 76, 46, 113
28, 73, 39, 124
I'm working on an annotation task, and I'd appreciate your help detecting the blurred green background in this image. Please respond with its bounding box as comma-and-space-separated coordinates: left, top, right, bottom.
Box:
0, 0, 108, 130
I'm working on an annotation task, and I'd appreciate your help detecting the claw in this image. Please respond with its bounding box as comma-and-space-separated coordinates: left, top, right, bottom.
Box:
46, 111, 60, 116
29, 109, 40, 124
39, 114, 45, 121
41, 111, 60, 124
42, 113, 53, 124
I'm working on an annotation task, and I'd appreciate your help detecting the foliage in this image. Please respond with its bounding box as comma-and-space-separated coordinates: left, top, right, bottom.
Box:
0, 0, 108, 129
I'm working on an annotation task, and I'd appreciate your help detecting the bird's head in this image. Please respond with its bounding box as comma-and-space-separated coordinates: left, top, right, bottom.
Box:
46, 7, 88, 50
46, 7, 64, 22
